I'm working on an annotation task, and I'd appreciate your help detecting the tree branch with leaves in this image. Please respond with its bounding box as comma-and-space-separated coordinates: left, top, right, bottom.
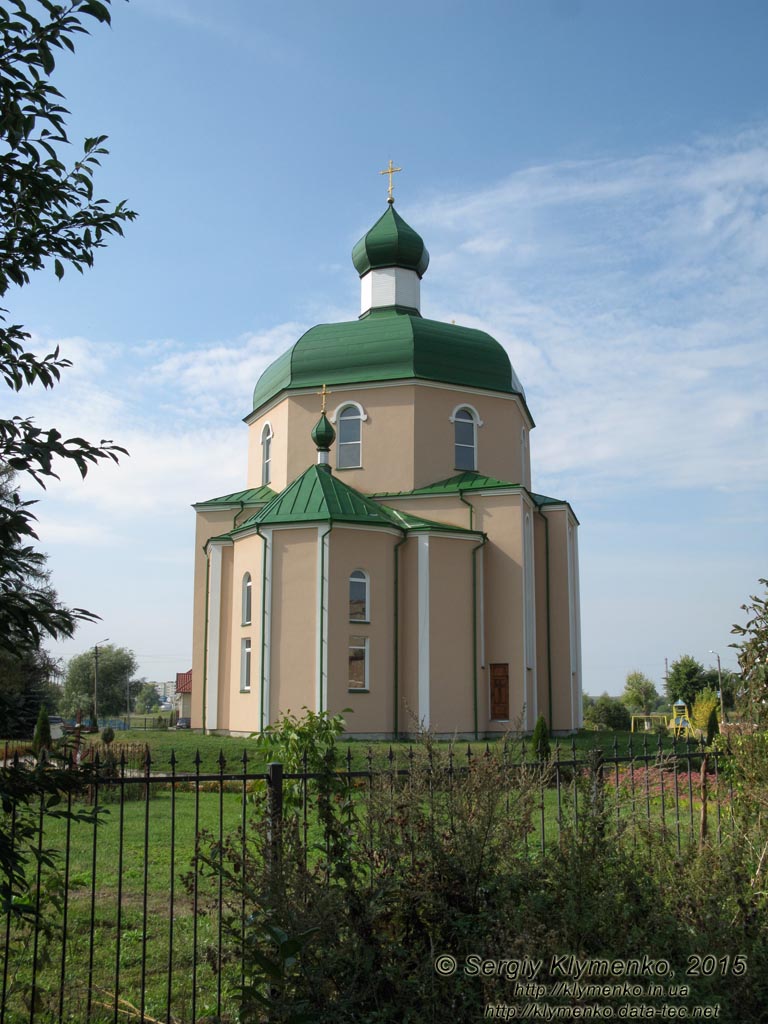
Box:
0, 0, 136, 652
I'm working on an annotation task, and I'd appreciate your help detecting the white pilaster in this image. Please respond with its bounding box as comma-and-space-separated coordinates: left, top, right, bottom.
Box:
205, 543, 224, 731
316, 526, 331, 713
260, 529, 273, 732
567, 520, 583, 730
524, 510, 537, 728
417, 535, 430, 730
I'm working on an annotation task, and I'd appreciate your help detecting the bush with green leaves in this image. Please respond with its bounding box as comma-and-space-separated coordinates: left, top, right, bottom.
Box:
531, 713, 550, 760
32, 703, 51, 755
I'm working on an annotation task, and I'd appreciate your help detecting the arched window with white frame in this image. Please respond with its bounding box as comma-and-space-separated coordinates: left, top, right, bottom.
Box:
261, 422, 273, 485
337, 405, 363, 469
242, 572, 252, 625
349, 569, 369, 622
451, 405, 481, 471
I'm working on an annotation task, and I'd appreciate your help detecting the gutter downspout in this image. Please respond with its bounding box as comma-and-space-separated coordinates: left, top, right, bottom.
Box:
201, 546, 210, 734
458, 489, 474, 531
393, 531, 407, 740
542, 510, 553, 728
318, 523, 333, 714
471, 534, 487, 741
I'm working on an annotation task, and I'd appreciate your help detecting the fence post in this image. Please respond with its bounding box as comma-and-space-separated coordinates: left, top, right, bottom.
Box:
266, 761, 284, 884
588, 748, 605, 836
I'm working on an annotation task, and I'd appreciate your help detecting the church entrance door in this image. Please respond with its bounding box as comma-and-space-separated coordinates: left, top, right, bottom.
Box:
490, 663, 509, 720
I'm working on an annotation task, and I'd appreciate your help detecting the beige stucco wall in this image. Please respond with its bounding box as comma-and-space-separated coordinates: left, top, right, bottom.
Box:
325, 527, 398, 734
191, 509, 239, 730
533, 511, 552, 727
542, 507, 579, 733
224, 533, 265, 734
426, 535, 478, 734
268, 528, 318, 723
412, 386, 530, 490
247, 381, 532, 499
246, 399, 289, 493
476, 493, 527, 732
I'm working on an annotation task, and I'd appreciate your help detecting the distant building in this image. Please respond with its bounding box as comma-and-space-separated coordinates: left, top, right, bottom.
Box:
190, 198, 582, 737
175, 670, 192, 721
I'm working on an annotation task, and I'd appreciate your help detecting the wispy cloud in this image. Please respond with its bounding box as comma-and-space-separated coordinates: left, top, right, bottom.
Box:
419, 126, 768, 501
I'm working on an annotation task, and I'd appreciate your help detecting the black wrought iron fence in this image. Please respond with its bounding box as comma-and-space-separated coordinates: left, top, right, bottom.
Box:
0, 738, 736, 1023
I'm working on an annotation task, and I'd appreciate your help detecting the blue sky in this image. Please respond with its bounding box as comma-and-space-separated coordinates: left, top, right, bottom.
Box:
9, 0, 767, 696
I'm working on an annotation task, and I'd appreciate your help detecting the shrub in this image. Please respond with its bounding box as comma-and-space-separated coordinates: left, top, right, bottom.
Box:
31, 705, 51, 756
531, 714, 550, 760
101, 725, 115, 746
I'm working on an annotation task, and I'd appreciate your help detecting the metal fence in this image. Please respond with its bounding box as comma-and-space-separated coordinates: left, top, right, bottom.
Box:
0, 738, 735, 1023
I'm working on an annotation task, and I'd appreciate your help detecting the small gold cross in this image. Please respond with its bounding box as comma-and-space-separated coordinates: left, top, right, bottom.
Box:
317, 383, 332, 414
379, 159, 402, 203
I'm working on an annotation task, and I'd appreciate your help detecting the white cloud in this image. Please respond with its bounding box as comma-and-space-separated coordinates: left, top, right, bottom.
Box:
419, 127, 768, 501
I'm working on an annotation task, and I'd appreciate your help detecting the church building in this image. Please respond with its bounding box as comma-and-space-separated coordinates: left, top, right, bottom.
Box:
190, 186, 582, 738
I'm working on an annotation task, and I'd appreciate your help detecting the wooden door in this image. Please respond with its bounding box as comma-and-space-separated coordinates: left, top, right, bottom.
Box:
490, 663, 509, 720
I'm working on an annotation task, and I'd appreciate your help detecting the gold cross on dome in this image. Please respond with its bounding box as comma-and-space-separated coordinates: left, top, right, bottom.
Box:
379, 159, 402, 203
317, 383, 332, 414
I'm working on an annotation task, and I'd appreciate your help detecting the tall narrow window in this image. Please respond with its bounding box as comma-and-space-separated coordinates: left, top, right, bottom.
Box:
454, 407, 476, 470
261, 423, 273, 485
348, 635, 369, 690
240, 638, 251, 692
337, 405, 362, 469
349, 570, 369, 622
242, 572, 252, 625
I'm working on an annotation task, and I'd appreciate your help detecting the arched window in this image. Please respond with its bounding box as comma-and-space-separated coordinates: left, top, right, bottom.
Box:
242, 572, 252, 625
261, 423, 273, 485
337, 405, 362, 469
240, 637, 251, 692
349, 569, 369, 622
453, 407, 477, 471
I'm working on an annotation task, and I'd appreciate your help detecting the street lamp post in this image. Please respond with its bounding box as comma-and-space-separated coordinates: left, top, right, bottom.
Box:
93, 638, 110, 728
709, 650, 726, 724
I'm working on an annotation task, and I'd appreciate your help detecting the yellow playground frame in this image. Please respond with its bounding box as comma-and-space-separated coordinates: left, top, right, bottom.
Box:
630, 701, 695, 739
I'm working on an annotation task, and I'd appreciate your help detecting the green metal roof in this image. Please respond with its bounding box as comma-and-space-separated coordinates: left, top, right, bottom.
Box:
252, 307, 526, 413
232, 465, 479, 535
372, 474, 578, 522
352, 205, 429, 278
193, 485, 277, 509
373, 471, 520, 498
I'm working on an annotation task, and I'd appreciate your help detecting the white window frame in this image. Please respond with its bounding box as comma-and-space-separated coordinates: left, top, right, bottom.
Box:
242, 572, 252, 625
331, 402, 367, 470
348, 635, 370, 691
261, 422, 273, 486
449, 405, 483, 472
240, 637, 252, 693
349, 569, 370, 623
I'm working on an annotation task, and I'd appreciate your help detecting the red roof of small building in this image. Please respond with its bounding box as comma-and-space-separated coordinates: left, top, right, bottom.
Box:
175, 669, 192, 693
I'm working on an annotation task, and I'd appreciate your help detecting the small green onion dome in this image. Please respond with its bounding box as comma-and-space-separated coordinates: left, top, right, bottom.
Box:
352, 205, 430, 279
311, 411, 336, 451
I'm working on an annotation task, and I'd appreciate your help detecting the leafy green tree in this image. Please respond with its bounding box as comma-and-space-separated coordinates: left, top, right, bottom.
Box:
731, 578, 768, 725
0, 0, 135, 653
665, 655, 709, 709
620, 671, 659, 714
691, 688, 719, 738
31, 703, 51, 755
583, 693, 631, 732
0, 643, 60, 738
62, 644, 137, 718
135, 681, 160, 714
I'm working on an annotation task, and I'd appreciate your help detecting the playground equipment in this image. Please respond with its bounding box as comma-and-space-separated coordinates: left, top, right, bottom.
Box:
630, 702, 696, 739
670, 700, 695, 739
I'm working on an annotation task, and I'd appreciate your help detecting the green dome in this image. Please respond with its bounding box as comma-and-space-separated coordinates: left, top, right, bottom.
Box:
351, 206, 430, 279
252, 308, 526, 413
311, 411, 336, 451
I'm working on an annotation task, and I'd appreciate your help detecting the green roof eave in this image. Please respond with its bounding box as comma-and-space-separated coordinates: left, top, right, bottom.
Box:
229, 466, 483, 537
372, 471, 521, 499
530, 492, 580, 525
251, 309, 530, 416
193, 485, 277, 510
